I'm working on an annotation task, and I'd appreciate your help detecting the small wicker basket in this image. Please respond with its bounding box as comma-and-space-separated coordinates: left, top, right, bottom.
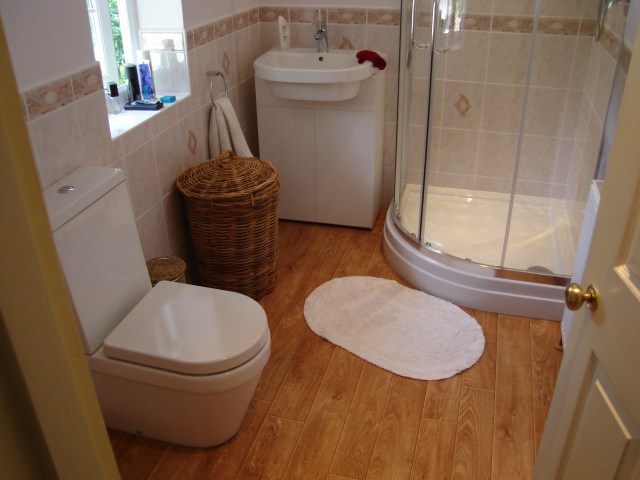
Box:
176, 151, 279, 300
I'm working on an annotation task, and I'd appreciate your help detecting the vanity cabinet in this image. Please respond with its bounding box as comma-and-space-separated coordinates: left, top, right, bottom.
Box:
255, 70, 385, 228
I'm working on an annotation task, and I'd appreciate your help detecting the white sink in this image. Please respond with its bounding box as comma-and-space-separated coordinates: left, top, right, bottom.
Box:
253, 48, 376, 102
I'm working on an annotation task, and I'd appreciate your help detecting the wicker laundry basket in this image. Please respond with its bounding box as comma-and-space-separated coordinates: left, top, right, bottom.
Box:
176, 151, 279, 300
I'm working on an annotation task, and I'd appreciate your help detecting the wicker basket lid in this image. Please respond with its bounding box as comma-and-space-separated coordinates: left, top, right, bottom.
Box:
177, 151, 278, 200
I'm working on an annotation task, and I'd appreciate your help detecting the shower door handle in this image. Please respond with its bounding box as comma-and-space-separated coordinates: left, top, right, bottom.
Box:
431, 0, 446, 54
410, 0, 430, 49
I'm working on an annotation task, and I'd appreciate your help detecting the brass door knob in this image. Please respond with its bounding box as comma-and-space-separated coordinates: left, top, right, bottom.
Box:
565, 283, 598, 311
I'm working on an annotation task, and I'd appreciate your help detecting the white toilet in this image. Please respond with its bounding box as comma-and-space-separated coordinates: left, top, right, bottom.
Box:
44, 166, 271, 447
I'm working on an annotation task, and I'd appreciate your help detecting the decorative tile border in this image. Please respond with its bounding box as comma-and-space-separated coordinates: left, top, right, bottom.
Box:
329, 8, 366, 25
24, 63, 103, 121
71, 64, 103, 100
186, 7, 259, 50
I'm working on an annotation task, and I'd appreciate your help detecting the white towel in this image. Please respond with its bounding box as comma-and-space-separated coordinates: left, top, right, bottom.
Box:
208, 96, 253, 158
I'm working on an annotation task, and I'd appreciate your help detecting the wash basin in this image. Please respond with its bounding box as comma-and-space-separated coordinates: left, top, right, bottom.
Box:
253, 48, 376, 101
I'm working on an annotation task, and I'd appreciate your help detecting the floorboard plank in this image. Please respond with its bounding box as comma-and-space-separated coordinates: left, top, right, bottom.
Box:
410, 419, 457, 480
192, 399, 271, 480
492, 315, 535, 480
530, 319, 563, 408
330, 363, 393, 480
255, 226, 352, 402
423, 375, 463, 424
333, 229, 379, 278
268, 330, 335, 421
110, 433, 169, 480
451, 386, 494, 480
282, 348, 364, 480
260, 223, 333, 330
366, 376, 427, 480
463, 311, 498, 390
147, 445, 207, 480
235, 415, 304, 480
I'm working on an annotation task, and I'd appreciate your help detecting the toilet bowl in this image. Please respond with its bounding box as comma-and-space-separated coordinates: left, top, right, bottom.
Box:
44, 166, 271, 447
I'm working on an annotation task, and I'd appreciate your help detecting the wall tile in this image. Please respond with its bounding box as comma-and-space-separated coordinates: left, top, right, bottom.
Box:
445, 30, 490, 82
442, 81, 484, 129
75, 91, 114, 167
328, 8, 366, 24
477, 132, 518, 178
438, 128, 480, 174
136, 201, 171, 260
71, 64, 103, 100
486, 32, 532, 85
523, 87, 566, 136
28, 103, 85, 187
25, 77, 74, 121
327, 24, 366, 50
123, 141, 161, 218
531, 34, 577, 88
154, 125, 184, 195
482, 84, 525, 133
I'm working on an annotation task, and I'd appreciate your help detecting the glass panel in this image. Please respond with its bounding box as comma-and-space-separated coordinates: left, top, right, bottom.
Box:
420, 0, 515, 267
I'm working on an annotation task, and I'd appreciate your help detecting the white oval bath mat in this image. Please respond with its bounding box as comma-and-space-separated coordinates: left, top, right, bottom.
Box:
304, 276, 485, 380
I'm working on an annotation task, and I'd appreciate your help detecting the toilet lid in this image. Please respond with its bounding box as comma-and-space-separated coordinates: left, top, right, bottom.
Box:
103, 281, 269, 375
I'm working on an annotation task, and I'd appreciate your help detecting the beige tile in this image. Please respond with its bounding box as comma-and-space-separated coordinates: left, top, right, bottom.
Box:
465, 0, 494, 14
475, 176, 513, 193
438, 128, 480, 175
486, 32, 532, 85
214, 34, 237, 90
493, 0, 536, 16
153, 125, 183, 195
192, 23, 215, 48
135, 201, 171, 260
515, 180, 551, 197
561, 89, 582, 138
179, 108, 207, 169
235, 27, 254, 83
290, 7, 323, 24
366, 25, 400, 73
477, 132, 518, 178
570, 37, 594, 89
327, 24, 366, 51
436, 172, 476, 189
539, 0, 585, 17
554, 139, 576, 184
517, 134, 558, 183
523, 87, 566, 136
530, 34, 577, 88
445, 30, 490, 82
482, 84, 525, 133
123, 141, 162, 218
27, 103, 84, 187
74, 91, 114, 168
162, 189, 188, 253
442, 81, 484, 129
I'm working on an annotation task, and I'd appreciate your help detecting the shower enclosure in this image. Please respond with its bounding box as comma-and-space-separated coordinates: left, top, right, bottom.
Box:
384, 0, 631, 319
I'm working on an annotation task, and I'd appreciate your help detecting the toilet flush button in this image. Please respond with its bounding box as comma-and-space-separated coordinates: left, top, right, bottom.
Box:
57, 185, 76, 194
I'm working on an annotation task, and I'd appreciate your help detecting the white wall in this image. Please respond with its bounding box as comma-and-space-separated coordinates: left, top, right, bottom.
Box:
0, 0, 95, 91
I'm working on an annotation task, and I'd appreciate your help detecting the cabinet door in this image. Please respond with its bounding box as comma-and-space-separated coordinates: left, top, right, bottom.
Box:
257, 106, 316, 222
315, 109, 377, 228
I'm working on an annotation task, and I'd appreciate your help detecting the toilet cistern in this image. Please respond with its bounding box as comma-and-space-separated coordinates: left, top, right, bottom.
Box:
314, 9, 328, 53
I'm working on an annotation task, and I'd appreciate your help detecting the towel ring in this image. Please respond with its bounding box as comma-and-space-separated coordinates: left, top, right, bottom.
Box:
207, 70, 228, 108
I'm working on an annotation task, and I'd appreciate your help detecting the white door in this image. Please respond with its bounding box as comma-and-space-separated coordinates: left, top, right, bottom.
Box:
532, 35, 640, 479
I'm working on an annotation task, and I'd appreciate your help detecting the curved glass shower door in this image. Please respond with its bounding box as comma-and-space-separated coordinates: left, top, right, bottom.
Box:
393, 0, 622, 277
395, 0, 513, 267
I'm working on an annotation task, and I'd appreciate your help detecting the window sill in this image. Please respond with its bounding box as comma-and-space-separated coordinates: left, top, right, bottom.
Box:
109, 93, 189, 138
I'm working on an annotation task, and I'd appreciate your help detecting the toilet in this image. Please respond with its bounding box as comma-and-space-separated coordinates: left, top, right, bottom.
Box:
43, 166, 271, 448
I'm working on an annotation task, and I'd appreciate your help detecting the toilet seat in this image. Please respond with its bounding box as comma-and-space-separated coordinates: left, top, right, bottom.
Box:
103, 281, 269, 375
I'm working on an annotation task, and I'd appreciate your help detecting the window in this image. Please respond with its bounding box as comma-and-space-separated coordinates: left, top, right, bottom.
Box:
86, 0, 187, 92
87, 0, 135, 84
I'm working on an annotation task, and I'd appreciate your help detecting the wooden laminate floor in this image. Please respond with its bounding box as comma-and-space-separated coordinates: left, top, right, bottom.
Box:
108, 211, 563, 480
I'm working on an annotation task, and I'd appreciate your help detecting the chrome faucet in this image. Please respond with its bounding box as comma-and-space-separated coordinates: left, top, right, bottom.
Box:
314, 9, 328, 53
